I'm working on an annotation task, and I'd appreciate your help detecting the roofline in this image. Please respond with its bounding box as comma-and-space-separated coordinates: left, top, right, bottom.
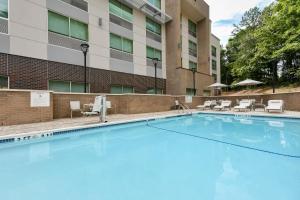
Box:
211, 33, 220, 41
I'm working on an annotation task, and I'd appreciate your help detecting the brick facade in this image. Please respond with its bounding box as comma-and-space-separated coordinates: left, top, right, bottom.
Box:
0, 53, 166, 93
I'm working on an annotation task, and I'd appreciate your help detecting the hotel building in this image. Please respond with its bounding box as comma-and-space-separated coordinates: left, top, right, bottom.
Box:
0, 0, 220, 95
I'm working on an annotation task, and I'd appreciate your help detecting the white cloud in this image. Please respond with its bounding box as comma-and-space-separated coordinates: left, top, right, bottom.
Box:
205, 0, 274, 45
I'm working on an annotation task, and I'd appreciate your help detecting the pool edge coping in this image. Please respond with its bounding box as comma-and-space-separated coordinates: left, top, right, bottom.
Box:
1, 111, 300, 143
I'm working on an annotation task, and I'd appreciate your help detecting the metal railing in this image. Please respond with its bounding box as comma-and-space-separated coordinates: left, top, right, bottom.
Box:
60, 0, 88, 11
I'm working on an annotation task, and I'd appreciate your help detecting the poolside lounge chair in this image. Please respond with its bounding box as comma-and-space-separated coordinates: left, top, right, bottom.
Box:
234, 100, 251, 112
213, 100, 232, 111
197, 101, 212, 110
266, 100, 284, 113
70, 101, 81, 118
82, 96, 102, 116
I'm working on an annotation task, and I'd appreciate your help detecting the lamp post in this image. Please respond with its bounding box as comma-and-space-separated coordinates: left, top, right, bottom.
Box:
80, 43, 90, 93
190, 67, 197, 96
152, 58, 159, 94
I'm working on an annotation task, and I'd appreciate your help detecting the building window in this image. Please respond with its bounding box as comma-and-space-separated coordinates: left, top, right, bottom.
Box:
109, 0, 133, 22
148, 0, 161, 9
110, 33, 133, 54
147, 88, 163, 94
212, 45, 217, 57
212, 59, 217, 70
146, 46, 162, 61
111, 85, 134, 94
212, 74, 217, 82
0, 75, 9, 89
146, 17, 161, 35
48, 11, 88, 41
189, 61, 197, 70
49, 80, 89, 93
188, 20, 196, 37
186, 88, 195, 96
0, 0, 8, 19
189, 40, 197, 57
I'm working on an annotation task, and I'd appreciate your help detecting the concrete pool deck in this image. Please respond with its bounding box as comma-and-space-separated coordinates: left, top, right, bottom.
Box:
1, 109, 300, 138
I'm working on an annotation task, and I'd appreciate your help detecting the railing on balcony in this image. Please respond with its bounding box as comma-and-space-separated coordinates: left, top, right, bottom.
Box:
118, 0, 172, 24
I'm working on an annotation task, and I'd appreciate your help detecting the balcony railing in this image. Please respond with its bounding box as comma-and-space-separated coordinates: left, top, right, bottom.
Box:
118, 0, 172, 24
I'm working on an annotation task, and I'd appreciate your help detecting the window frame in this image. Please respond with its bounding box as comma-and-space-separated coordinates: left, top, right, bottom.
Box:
146, 46, 162, 61
188, 19, 197, 37
48, 10, 89, 42
48, 80, 90, 93
189, 61, 197, 70
189, 40, 197, 57
211, 45, 217, 57
0, 0, 9, 20
212, 59, 217, 70
147, 0, 161, 9
0, 75, 9, 89
110, 85, 134, 94
146, 17, 161, 36
109, 0, 133, 23
110, 33, 133, 54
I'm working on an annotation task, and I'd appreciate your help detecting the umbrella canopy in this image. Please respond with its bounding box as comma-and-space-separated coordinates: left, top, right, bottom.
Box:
208, 83, 228, 88
235, 79, 263, 86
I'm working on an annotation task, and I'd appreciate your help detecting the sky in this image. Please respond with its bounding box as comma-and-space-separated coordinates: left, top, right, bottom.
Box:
205, 0, 275, 46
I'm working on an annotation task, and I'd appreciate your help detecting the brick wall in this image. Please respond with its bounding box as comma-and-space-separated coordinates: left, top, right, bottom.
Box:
0, 53, 166, 94
1, 90, 300, 126
0, 90, 53, 126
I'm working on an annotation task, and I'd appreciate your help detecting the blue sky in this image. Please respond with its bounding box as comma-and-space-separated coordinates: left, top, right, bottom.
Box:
205, 0, 275, 46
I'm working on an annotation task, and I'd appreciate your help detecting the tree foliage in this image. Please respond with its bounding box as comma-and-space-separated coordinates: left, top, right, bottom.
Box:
222, 0, 300, 86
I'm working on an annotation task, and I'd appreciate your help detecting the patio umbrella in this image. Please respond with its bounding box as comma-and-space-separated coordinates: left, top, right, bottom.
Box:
208, 83, 228, 88
235, 79, 263, 86
208, 83, 228, 96
234, 79, 263, 100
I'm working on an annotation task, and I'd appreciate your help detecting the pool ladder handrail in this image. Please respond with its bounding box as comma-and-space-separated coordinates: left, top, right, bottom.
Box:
179, 103, 193, 114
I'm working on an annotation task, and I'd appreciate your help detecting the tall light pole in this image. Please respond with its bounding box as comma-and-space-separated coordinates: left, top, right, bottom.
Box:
190, 67, 197, 96
152, 58, 159, 94
80, 43, 89, 93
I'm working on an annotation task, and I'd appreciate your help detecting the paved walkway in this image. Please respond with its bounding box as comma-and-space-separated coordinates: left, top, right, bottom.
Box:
1, 110, 300, 137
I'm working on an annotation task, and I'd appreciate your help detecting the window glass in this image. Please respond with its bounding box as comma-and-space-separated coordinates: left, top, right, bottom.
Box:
123, 38, 133, 53
148, 0, 161, 9
48, 11, 69, 36
0, 0, 8, 18
212, 59, 217, 70
189, 41, 197, 51
70, 19, 88, 41
49, 81, 70, 92
123, 86, 134, 93
109, 0, 133, 22
0, 76, 8, 89
71, 82, 89, 93
146, 17, 161, 35
212, 46, 217, 57
110, 33, 122, 50
188, 20, 197, 36
147, 88, 162, 94
189, 61, 197, 70
111, 85, 123, 94
147, 46, 161, 61
186, 88, 195, 96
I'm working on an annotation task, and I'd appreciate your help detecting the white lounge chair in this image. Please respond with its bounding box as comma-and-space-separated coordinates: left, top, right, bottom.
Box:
234, 100, 251, 112
266, 100, 284, 113
70, 101, 81, 118
197, 101, 212, 110
82, 96, 102, 116
213, 100, 232, 111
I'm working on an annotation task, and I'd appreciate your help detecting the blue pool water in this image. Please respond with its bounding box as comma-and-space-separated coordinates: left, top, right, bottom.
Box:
0, 114, 300, 200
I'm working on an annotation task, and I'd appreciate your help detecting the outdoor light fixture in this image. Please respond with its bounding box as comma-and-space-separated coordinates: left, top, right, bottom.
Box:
152, 58, 159, 94
80, 43, 90, 93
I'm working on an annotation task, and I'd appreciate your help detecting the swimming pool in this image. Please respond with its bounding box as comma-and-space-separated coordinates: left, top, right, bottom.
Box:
0, 114, 299, 200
